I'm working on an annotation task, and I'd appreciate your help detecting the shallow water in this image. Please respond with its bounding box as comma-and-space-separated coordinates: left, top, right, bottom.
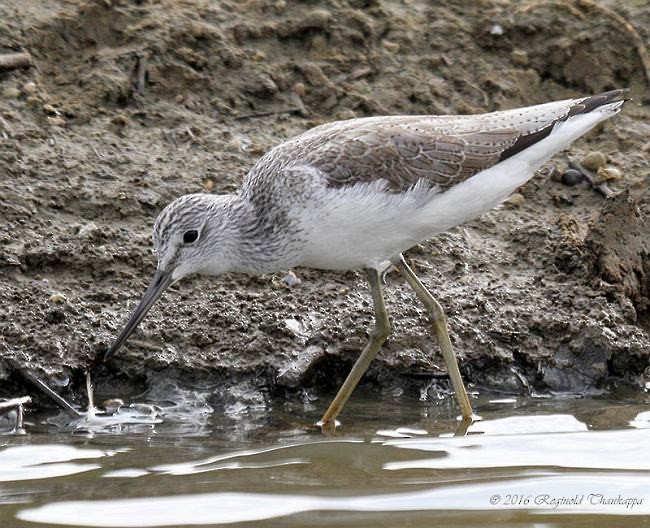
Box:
1, 390, 650, 528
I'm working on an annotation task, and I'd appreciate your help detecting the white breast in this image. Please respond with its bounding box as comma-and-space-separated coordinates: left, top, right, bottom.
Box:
296, 180, 438, 270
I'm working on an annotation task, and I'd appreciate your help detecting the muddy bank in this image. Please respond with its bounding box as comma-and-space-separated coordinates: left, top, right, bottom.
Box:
1, 0, 649, 413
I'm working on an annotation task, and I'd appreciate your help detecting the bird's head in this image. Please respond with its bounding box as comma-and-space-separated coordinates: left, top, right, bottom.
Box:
100, 193, 237, 362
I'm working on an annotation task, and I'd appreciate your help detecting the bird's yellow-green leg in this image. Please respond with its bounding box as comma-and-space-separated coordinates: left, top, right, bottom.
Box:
319, 268, 391, 428
396, 255, 476, 422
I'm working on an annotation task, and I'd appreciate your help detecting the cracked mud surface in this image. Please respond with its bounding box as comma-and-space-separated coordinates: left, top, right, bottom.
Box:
1, 0, 649, 411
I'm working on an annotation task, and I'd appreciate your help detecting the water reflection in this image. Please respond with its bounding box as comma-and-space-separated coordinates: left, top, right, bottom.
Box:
1, 393, 649, 527
466, 413, 587, 435
629, 410, 650, 429
384, 429, 650, 471
0, 445, 108, 482
17, 473, 650, 527
151, 443, 314, 475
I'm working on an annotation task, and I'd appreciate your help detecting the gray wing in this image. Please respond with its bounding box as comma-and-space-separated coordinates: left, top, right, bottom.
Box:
302, 124, 520, 191
244, 90, 626, 193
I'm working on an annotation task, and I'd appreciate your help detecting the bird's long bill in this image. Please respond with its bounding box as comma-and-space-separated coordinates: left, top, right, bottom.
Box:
102, 269, 173, 362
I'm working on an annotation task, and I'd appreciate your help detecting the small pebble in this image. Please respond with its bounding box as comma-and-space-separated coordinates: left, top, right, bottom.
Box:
46, 116, 65, 127
303, 8, 331, 29
581, 151, 607, 171
225, 136, 251, 152
129, 403, 158, 416
78, 222, 99, 239
282, 271, 301, 287
504, 192, 525, 207
292, 82, 306, 97
188, 21, 213, 39
110, 114, 129, 127
562, 168, 584, 186
272, 271, 302, 289
225, 137, 242, 151
597, 166, 622, 181
382, 40, 400, 52
511, 49, 529, 66
336, 109, 357, 121
103, 398, 125, 414
136, 189, 161, 207
22, 81, 37, 95
252, 50, 266, 61
49, 293, 66, 304
42, 103, 58, 115
203, 177, 215, 191
490, 24, 504, 36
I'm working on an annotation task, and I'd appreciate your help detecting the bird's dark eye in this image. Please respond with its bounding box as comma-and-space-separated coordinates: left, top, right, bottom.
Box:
183, 229, 199, 244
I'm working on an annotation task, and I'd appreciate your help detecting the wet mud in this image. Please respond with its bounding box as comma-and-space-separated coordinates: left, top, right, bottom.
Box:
1, 0, 649, 411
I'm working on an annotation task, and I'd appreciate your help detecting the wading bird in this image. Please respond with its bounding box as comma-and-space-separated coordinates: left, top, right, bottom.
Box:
99, 90, 627, 427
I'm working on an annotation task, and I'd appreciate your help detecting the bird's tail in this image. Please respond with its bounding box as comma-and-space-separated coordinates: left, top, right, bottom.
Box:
499, 89, 629, 163
418, 90, 628, 232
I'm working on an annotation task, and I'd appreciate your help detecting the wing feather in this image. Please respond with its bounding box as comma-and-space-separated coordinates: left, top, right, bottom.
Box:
301, 125, 520, 190
242, 90, 628, 194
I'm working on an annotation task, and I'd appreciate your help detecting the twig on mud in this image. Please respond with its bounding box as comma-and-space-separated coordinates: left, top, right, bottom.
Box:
0, 51, 32, 71
345, 67, 372, 81
85, 371, 96, 415
516, 0, 650, 88
517, 1, 586, 20
461, 78, 490, 107
162, 127, 198, 146
9, 360, 82, 417
0, 396, 31, 431
0, 116, 13, 139
184, 125, 196, 142
136, 52, 148, 96
0, 396, 31, 413
567, 158, 615, 198
234, 107, 305, 120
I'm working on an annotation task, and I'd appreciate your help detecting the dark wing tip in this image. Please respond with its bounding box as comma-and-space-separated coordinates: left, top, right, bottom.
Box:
568, 88, 630, 116
499, 89, 628, 162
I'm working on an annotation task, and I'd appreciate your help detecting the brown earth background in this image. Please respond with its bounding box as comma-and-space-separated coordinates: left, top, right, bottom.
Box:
1, 0, 649, 412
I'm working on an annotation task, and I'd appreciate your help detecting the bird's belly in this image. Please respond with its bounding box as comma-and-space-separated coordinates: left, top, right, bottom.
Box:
298, 235, 397, 270
295, 193, 427, 271
298, 237, 399, 271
